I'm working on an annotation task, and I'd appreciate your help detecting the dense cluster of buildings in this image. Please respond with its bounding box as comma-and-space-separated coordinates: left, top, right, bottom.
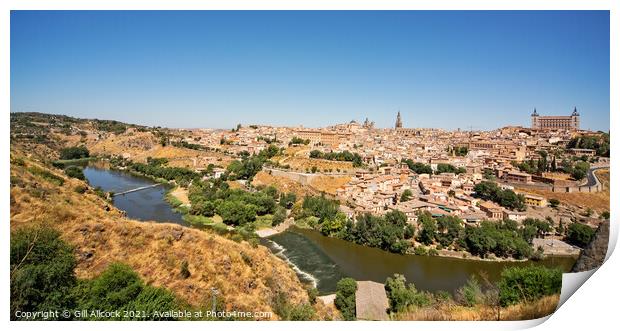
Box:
176, 108, 599, 230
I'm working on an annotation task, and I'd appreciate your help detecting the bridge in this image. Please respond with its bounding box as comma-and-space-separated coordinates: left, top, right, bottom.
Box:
113, 183, 163, 196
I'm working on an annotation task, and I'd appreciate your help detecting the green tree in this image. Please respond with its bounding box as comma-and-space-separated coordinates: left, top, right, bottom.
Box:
272, 205, 288, 226
566, 223, 596, 248
417, 212, 437, 245
334, 278, 357, 321
436, 215, 463, 247
400, 189, 413, 202
79, 263, 144, 312
320, 212, 348, 237
456, 276, 482, 307
499, 266, 562, 307
217, 200, 258, 226
384, 274, 430, 313
59, 146, 90, 160
279, 192, 297, 209
64, 166, 85, 180
11, 227, 77, 319
549, 199, 560, 208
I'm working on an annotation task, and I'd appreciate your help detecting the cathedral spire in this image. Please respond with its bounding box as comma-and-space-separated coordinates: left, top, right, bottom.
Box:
395, 111, 403, 129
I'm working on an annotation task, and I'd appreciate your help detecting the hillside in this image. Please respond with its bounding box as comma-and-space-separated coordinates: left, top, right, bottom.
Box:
86, 131, 234, 169
9, 148, 316, 319
517, 169, 610, 213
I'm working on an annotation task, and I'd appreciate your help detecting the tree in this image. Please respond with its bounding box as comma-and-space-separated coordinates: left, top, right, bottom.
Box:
402, 159, 433, 175
301, 195, 339, 221
64, 166, 85, 180
384, 274, 427, 313
79, 263, 144, 312
279, 192, 297, 209
474, 181, 525, 211
456, 275, 482, 307
217, 200, 257, 226
11, 227, 77, 319
59, 146, 89, 160
334, 278, 357, 320
549, 199, 560, 208
320, 212, 348, 237
436, 163, 466, 174
499, 266, 562, 307
400, 189, 413, 202
272, 206, 287, 226
566, 223, 595, 248
417, 212, 437, 245
436, 215, 463, 247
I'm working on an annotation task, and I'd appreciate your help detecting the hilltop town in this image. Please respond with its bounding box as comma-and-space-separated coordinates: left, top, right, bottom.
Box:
11, 109, 609, 259
10, 110, 610, 321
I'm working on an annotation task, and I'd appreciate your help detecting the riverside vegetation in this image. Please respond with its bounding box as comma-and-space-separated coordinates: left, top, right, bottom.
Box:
333, 264, 562, 321
10, 147, 331, 320
9, 113, 589, 321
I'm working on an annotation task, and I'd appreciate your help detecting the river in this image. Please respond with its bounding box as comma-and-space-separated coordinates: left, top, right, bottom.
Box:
84, 166, 576, 295
83, 166, 186, 225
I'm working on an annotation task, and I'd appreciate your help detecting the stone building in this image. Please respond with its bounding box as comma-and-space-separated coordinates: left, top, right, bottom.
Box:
531, 107, 580, 131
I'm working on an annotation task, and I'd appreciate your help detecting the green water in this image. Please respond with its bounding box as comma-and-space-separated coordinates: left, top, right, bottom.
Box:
265, 227, 576, 295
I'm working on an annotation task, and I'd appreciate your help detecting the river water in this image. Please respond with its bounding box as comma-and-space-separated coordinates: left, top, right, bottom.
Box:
84, 167, 576, 295
83, 167, 186, 225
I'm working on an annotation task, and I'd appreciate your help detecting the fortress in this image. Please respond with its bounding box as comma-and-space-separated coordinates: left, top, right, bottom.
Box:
531, 107, 580, 131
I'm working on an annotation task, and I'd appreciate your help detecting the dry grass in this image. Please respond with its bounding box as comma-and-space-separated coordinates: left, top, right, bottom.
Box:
275, 154, 355, 173
252, 170, 316, 197
10, 150, 313, 319
518, 169, 610, 213
542, 172, 573, 180
393, 294, 559, 321
309, 175, 353, 195
87, 131, 232, 169
169, 187, 190, 205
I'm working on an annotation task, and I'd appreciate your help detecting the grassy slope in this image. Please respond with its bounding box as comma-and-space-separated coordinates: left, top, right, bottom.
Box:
518, 169, 610, 213
393, 294, 559, 321
10, 148, 311, 319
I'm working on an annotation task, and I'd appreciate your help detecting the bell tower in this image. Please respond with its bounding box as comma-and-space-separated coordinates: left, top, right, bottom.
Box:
395, 111, 403, 129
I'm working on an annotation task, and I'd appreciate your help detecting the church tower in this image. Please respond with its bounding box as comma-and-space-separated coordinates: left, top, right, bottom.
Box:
395, 111, 403, 129
531, 108, 539, 129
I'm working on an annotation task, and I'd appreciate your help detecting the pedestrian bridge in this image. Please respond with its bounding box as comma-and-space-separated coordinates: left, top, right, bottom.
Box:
113, 183, 163, 196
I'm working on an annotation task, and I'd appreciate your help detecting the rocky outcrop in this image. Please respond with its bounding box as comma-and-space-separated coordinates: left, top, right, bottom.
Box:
571, 221, 610, 272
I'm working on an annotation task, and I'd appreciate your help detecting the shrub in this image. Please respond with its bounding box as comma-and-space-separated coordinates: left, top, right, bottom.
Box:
499, 266, 562, 307
272, 292, 316, 321
566, 223, 596, 248
80, 263, 144, 312
334, 278, 357, 320
122, 286, 178, 320
10, 227, 77, 319
384, 274, 430, 313
64, 166, 85, 180
549, 199, 560, 208
456, 276, 482, 307
28, 166, 65, 186
60, 146, 90, 160
180, 260, 191, 279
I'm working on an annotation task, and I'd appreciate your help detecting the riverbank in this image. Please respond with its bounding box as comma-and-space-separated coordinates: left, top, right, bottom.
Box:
266, 226, 576, 295
433, 246, 579, 262
256, 218, 295, 238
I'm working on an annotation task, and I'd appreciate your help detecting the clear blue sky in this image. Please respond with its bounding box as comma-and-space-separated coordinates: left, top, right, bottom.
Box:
11, 11, 609, 131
